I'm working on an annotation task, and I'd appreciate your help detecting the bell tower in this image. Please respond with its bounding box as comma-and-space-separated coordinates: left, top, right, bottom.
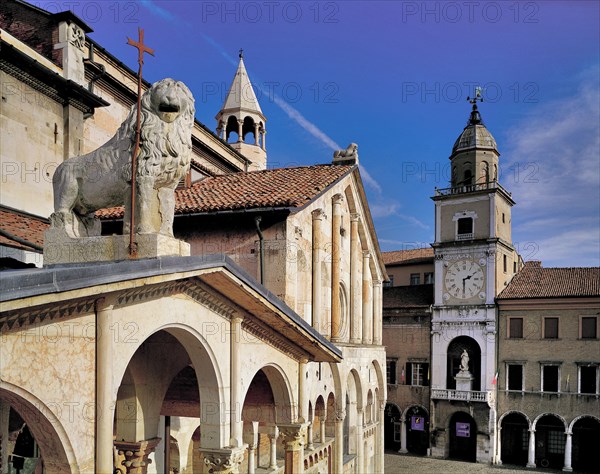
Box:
428, 93, 520, 462
216, 50, 267, 171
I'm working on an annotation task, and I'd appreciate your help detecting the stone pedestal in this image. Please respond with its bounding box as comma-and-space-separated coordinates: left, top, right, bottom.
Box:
199, 447, 245, 474
114, 438, 161, 474
43, 229, 190, 265
278, 423, 307, 474
455, 370, 474, 391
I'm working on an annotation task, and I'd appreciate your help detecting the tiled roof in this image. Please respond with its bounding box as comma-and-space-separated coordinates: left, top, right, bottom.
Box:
383, 284, 434, 310
97, 164, 354, 219
498, 261, 600, 299
0, 207, 48, 252
382, 247, 434, 266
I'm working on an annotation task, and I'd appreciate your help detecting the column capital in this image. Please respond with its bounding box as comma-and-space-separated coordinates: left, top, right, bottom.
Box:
565, 430, 572, 436
363, 250, 371, 259
373, 280, 382, 287
350, 212, 361, 222
200, 447, 245, 473
311, 208, 326, 220
278, 423, 307, 451
114, 437, 161, 474
334, 409, 346, 422
332, 193, 344, 204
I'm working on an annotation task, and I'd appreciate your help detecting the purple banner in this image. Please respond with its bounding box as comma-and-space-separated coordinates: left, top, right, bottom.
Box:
411, 416, 425, 431
456, 422, 470, 437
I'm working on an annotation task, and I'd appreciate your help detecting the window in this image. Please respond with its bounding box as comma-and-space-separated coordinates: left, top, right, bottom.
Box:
410, 273, 420, 285
386, 359, 397, 384
542, 365, 560, 392
503, 254, 507, 273
457, 218, 473, 236
408, 362, 430, 387
502, 213, 505, 223
507, 364, 523, 391
581, 316, 598, 339
508, 318, 523, 339
424, 272, 434, 284
393, 422, 401, 442
513, 261, 517, 273
544, 317, 559, 339
384, 275, 394, 288
579, 365, 598, 394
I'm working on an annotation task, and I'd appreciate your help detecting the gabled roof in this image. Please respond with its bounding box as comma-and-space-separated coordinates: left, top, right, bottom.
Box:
219, 56, 264, 117
382, 247, 434, 266
498, 261, 600, 299
0, 207, 47, 252
98, 164, 354, 219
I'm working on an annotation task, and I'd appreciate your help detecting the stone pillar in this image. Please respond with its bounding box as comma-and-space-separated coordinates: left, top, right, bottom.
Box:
230, 316, 244, 447
96, 298, 115, 474
334, 410, 345, 474
362, 251, 373, 344
331, 194, 344, 342
357, 409, 364, 472
261, 130, 266, 151
496, 426, 502, 465
114, 438, 161, 474
372, 280, 382, 345
237, 120, 244, 142
268, 427, 279, 470
376, 403, 385, 473
199, 447, 245, 474
307, 421, 314, 451
299, 359, 308, 422
0, 399, 9, 474
526, 429, 536, 468
312, 209, 324, 333
563, 430, 573, 472
399, 416, 408, 453
350, 213, 362, 343
246, 421, 259, 474
253, 122, 260, 145
279, 423, 307, 474
320, 409, 327, 443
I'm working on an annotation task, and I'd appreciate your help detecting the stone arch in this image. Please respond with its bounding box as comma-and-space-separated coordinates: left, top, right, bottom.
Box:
446, 335, 481, 390
225, 115, 239, 142
243, 364, 294, 424
0, 383, 77, 473
401, 403, 429, 419
371, 359, 385, 394
344, 369, 363, 456
448, 411, 477, 462
532, 413, 567, 469
498, 410, 531, 428
328, 362, 343, 412
568, 414, 600, 431
366, 390, 374, 424
339, 281, 350, 341
402, 404, 429, 455
499, 411, 530, 466
532, 412, 567, 431
570, 415, 600, 471
242, 115, 256, 142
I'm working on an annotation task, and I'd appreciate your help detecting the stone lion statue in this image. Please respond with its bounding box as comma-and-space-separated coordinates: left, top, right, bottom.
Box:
50, 78, 195, 238
333, 143, 358, 164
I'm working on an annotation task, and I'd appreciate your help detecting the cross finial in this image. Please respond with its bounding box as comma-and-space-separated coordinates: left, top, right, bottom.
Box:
127, 27, 155, 66
467, 86, 484, 105
239, 48, 244, 59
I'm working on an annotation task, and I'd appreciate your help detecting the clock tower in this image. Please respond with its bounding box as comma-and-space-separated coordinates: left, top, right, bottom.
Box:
429, 95, 520, 463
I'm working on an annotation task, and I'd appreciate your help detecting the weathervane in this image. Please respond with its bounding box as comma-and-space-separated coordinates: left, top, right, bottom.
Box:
126, 28, 155, 257
239, 48, 244, 59
467, 86, 484, 105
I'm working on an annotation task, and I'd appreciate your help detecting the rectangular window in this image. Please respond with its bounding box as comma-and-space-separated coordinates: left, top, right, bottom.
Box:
383, 275, 394, 288
457, 218, 473, 240
580, 365, 598, 394
581, 317, 598, 339
507, 364, 523, 391
503, 255, 507, 273
386, 359, 397, 384
544, 317, 559, 339
424, 272, 434, 284
513, 261, 517, 273
409, 362, 430, 387
509, 318, 523, 339
542, 365, 559, 392
410, 273, 420, 285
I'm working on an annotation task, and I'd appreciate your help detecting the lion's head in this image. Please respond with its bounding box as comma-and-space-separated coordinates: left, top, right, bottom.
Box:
119, 78, 195, 185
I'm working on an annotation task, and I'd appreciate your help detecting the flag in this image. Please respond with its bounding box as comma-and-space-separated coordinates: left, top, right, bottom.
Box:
401, 368, 405, 384
492, 371, 498, 385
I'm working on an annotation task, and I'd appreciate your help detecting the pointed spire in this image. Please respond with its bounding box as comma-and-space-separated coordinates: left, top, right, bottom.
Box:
220, 51, 263, 115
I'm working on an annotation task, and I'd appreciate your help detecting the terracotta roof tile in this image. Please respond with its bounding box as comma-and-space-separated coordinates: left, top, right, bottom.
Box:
0, 208, 48, 252
498, 261, 600, 299
382, 247, 434, 266
97, 164, 354, 219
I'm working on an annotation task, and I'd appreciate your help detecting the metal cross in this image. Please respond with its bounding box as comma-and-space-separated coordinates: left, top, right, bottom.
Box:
467, 86, 484, 104
126, 28, 155, 257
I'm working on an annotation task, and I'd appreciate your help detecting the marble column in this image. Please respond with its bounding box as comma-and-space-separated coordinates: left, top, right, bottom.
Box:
312, 209, 324, 332
307, 421, 314, 450
96, 297, 115, 474
269, 427, 279, 470
279, 423, 307, 474
230, 316, 243, 447
563, 430, 573, 472
320, 410, 327, 443
526, 429, 536, 468
331, 194, 344, 342
350, 213, 362, 343
357, 409, 364, 472
244, 421, 259, 474
114, 438, 161, 474
334, 411, 345, 474
362, 251, 373, 344
376, 403, 385, 473
261, 130, 266, 151
496, 426, 502, 465
372, 280, 383, 345
221, 121, 227, 140
199, 447, 245, 474
254, 123, 260, 145
399, 416, 408, 453
299, 358, 308, 422
237, 120, 243, 142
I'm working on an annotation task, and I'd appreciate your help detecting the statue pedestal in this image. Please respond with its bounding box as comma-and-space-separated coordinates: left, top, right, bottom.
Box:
455, 371, 474, 391
43, 229, 190, 266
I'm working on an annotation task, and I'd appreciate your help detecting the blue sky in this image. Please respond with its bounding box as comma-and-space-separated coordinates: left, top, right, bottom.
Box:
40, 1, 599, 267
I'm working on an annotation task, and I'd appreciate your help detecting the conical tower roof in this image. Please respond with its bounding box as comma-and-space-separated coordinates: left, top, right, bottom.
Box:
451, 103, 497, 157
219, 52, 264, 118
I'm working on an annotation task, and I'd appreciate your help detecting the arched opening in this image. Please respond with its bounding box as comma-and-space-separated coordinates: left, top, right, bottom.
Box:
339, 282, 349, 342
242, 116, 256, 143
326, 393, 336, 440
366, 390, 373, 424
480, 161, 489, 183
225, 115, 240, 143
463, 164, 473, 186
448, 411, 476, 462
446, 336, 481, 390
0, 388, 74, 474
384, 403, 401, 451
344, 370, 362, 457
534, 414, 565, 470
314, 395, 326, 443
572, 416, 600, 471
343, 393, 350, 455
500, 412, 529, 466
404, 405, 429, 455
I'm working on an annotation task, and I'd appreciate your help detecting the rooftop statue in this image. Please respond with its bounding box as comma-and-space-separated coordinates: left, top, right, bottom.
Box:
49, 78, 195, 238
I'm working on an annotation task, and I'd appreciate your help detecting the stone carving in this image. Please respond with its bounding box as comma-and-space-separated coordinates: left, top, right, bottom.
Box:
460, 349, 470, 372
50, 78, 195, 238
69, 24, 85, 49
201, 447, 244, 473
333, 143, 358, 163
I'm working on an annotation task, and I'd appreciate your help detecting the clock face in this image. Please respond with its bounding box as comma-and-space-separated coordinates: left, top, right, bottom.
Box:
444, 259, 485, 299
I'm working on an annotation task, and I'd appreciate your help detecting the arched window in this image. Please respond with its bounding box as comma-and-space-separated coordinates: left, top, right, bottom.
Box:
446, 336, 481, 390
